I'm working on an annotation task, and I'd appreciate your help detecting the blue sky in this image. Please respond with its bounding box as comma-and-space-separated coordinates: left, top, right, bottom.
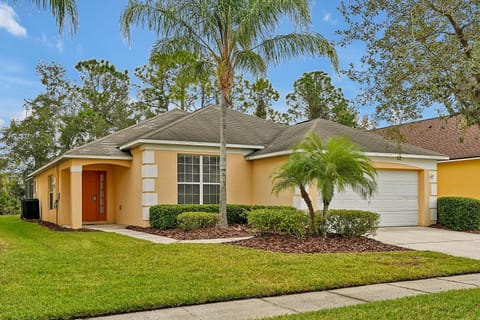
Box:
0, 0, 367, 128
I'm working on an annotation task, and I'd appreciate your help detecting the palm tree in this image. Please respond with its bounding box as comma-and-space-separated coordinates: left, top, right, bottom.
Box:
273, 132, 377, 236
120, 0, 338, 226
23, 0, 78, 34
272, 152, 316, 231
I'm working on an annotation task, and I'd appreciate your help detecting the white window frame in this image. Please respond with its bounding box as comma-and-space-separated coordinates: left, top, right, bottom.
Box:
177, 154, 219, 204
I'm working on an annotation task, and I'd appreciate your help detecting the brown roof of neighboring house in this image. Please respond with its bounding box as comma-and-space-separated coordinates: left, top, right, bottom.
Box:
373, 115, 480, 160
251, 117, 445, 158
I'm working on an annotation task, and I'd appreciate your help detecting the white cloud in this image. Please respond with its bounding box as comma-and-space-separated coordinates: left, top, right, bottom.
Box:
321, 11, 337, 25
56, 38, 63, 52
36, 32, 64, 53
0, 118, 5, 128
0, 3, 27, 37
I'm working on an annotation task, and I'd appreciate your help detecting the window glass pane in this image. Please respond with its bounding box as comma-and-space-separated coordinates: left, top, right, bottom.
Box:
203, 184, 219, 204
178, 184, 200, 204
203, 156, 219, 183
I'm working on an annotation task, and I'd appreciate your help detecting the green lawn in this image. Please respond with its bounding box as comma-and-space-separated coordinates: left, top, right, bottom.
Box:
267, 288, 480, 320
2, 215, 480, 320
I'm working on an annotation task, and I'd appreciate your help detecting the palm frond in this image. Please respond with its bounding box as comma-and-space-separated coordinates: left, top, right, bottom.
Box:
233, 50, 267, 77
25, 0, 78, 34
234, 0, 311, 47
255, 33, 339, 74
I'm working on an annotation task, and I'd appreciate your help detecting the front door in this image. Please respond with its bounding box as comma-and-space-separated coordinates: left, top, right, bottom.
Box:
82, 171, 107, 221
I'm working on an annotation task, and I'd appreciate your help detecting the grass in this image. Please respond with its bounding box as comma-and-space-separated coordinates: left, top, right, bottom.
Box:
266, 288, 480, 320
2, 215, 480, 320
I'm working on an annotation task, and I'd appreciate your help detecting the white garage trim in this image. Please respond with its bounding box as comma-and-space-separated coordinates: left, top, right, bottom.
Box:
321, 170, 419, 227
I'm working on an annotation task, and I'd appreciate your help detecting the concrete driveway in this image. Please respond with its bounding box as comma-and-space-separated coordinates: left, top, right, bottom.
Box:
373, 227, 480, 260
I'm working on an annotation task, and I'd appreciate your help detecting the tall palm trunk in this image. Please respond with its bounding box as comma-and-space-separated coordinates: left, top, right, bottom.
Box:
218, 93, 228, 227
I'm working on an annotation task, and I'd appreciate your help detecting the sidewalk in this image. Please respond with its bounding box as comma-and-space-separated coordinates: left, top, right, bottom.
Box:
84, 224, 253, 244
87, 273, 480, 320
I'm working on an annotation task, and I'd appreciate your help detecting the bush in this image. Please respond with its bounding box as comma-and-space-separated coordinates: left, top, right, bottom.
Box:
437, 197, 480, 231
177, 212, 220, 231
247, 208, 309, 238
149, 204, 296, 229
327, 209, 380, 237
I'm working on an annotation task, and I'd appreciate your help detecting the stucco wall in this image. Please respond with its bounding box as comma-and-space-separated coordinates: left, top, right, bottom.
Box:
251, 155, 295, 206
438, 160, 480, 199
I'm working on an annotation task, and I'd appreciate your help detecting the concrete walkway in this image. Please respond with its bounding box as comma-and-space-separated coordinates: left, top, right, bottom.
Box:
86, 273, 480, 320
84, 224, 252, 244
373, 227, 480, 260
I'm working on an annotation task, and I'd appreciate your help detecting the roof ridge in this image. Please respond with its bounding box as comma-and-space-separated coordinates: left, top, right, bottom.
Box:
138, 106, 215, 140
138, 105, 287, 142
65, 109, 188, 155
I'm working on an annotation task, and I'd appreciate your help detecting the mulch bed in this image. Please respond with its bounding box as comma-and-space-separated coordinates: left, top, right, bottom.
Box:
37, 220, 96, 232
231, 234, 410, 254
127, 224, 253, 240
127, 224, 407, 254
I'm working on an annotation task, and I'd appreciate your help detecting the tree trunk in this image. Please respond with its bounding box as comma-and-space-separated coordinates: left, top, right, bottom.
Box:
218, 93, 228, 227
319, 199, 330, 238
299, 185, 316, 235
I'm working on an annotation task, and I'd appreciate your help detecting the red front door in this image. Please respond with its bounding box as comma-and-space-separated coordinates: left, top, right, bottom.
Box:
82, 171, 106, 221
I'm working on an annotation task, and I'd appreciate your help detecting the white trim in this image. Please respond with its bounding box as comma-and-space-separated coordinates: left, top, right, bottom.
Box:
141, 144, 254, 155
246, 149, 448, 161
438, 157, 480, 163
29, 154, 132, 177
246, 150, 293, 160
121, 139, 265, 151
70, 166, 83, 173
363, 152, 449, 160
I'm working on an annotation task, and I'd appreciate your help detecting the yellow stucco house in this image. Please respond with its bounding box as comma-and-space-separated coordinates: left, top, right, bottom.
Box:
375, 115, 480, 201
30, 106, 447, 229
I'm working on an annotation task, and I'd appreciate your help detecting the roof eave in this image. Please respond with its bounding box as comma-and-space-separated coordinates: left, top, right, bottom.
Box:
29, 154, 133, 178
246, 150, 449, 161
120, 139, 265, 151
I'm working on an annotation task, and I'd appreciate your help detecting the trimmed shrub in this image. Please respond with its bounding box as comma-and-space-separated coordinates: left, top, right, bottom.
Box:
327, 209, 380, 237
437, 197, 480, 231
247, 208, 309, 238
177, 212, 220, 231
149, 204, 296, 229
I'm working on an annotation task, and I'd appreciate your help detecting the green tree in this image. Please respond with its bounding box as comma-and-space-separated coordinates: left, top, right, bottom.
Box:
273, 133, 377, 237
286, 71, 358, 127
233, 76, 280, 120
66, 59, 136, 147
121, 0, 338, 226
1, 60, 140, 176
339, 0, 480, 126
135, 52, 219, 116
1, 63, 69, 175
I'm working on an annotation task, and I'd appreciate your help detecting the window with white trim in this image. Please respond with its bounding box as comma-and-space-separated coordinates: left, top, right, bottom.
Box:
177, 154, 219, 204
48, 175, 55, 210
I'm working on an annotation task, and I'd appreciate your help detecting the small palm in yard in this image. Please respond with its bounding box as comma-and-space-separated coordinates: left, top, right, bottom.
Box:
273, 132, 377, 236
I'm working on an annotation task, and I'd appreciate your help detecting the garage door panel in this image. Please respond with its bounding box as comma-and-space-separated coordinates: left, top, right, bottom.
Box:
324, 170, 418, 227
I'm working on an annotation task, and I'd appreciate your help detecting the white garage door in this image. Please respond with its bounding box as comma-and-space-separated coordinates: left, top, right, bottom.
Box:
325, 170, 418, 227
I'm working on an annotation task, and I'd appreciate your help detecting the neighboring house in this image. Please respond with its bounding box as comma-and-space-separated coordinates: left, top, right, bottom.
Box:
30, 106, 447, 229
374, 115, 480, 201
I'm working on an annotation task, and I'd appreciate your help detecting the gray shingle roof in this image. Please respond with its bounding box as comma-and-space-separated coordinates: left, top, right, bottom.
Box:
57, 106, 447, 162
65, 109, 188, 158
251, 118, 447, 158
138, 106, 286, 146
